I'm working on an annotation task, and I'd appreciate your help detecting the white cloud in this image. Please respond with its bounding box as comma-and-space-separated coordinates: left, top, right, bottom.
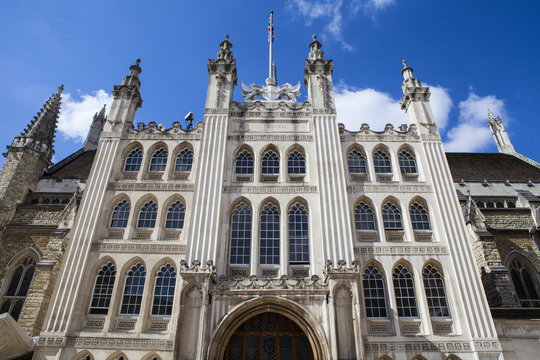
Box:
443, 91, 506, 152
286, 0, 395, 51
58, 89, 113, 143
334, 83, 452, 131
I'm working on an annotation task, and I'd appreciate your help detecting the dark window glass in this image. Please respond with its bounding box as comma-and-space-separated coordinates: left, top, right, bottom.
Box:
382, 202, 402, 230
354, 202, 376, 230
362, 265, 388, 318
393, 265, 419, 317
235, 151, 254, 175
289, 204, 309, 264
348, 150, 367, 174
175, 149, 193, 172
287, 151, 306, 175
423, 265, 450, 317
165, 201, 185, 229
124, 148, 143, 172
0, 256, 35, 321
229, 204, 252, 265
149, 148, 168, 172
262, 151, 279, 174
89, 263, 116, 315
138, 201, 157, 228
410, 203, 431, 230
509, 257, 540, 307
110, 200, 130, 228
152, 264, 176, 316
120, 263, 146, 315
398, 150, 417, 174
373, 150, 392, 173
260, 204, 280, 265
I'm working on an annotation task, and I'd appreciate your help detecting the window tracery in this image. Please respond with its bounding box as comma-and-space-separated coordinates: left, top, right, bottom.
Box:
410, 203, 431, 230
289, 203, 309, 264
235, 151, 254, 174
354, 202, 376, 230
89, 262, 116, 315
165, 201, 185, 229
120, 263, 146, 315
382, 202, 402, 230
508, 256, 540, 307
124, 148, 143, 172
373, 150, 392, 173
362, 265, 388, 318
260, 204, 280, 265
152, 264, 176, 316
110, 200, 130, 228
398, 150, 417, 174
287, 151, 306, 175
229, 204, 252, 265
138, 201, 157, 228
262, 150, 279, 174
348, 150, 367, 174
0, 255, 36, 321
175, 149, 193, 172
423, 264, 451, 317
393, 264, 419, 317
149, 148, 168, 172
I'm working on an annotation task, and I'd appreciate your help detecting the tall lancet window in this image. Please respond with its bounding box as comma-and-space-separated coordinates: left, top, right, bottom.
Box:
152, 264, 176, 316
175, 149, 193, 172
382, 202, 402, 230
373, 150, 392, 173
165, 201, 185, 229
423, 264, 451, 317
89, 262, 116, 315
124, 148, 143, 172
398, 150, 417, 174
508, 256, 540, 307
235, 151, 254, 174
149, 148, 168, 172
229, 204, 252, 266
120, 263, 146, 315
287, 151, 306, 174
362, 265, 388, 318
260, 204, 280, 265
410, 203, 431, 230
110, 200, 130, 228
262, 150, 279, 174
354, 202, 376, 230
0, 256, 36, 321
138, 201, 157, 228
348, 150, 367, 174
289, 203, 309, 264
393, 265, 419, 317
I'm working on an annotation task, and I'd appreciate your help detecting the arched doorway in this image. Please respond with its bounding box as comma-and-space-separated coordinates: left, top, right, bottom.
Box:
225, 312, 313, 360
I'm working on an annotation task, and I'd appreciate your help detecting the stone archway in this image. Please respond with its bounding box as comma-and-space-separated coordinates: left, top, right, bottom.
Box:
207, 296, 330, 359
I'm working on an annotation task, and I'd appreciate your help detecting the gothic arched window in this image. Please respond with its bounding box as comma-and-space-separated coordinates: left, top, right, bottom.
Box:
348, 150, 367, 174
175, 149, 193, 172
382, 202, 402, 230
110, 200, 130, 228
423, 264, 451, 317
235, 151, 254, 174
508, 256, 540, 307
120, 263, 146, 315
289, 203, 309, 264
373, 150, 392, 173
149, 148, 168, 172
138, 201, 157, 228
288, 151, 306, 175
229, 204, 252, 265
354, 202, 376, 230
410, 203, 431, 230
362, 265, 388, 318
124, 148, 143, 172
165, 201, 185, 229
398, 150, 417, 174
89, 262, 116, 315
262, 150, 279, 174
152, 264, 176, 316
0, 256, 36, 321
260, 204, 280, 265
393, 265, 419, 317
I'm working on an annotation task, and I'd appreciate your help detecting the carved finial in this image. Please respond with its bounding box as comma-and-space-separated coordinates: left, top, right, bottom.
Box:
216, 35, 234, 62
136, 58, 141, 65
225, 34, 229, 41
313, 34, 317, 41
58, 84, 64, 93
308, 34, 324, 61
402, 59, 407, 68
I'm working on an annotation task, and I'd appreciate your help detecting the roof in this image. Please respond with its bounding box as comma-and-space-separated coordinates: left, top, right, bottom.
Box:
445, 153, 540, 182
43, 149, 96, 180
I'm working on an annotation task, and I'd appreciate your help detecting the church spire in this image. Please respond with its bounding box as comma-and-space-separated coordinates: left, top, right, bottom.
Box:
487, 110, 515, 154
83, 104, 107, 150
10, 85, 63, 161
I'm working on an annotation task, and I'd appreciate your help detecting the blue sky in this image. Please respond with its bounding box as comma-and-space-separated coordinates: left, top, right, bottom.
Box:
1, 1, 539, 167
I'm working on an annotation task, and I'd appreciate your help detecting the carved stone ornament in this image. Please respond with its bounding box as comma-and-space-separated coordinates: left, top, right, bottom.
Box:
211, 274, 327, 292
324, 259, 360, 275
180, 259, 215, 273
241, 81, 301, 103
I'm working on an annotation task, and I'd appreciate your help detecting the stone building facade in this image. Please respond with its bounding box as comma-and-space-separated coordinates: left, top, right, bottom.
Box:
0, 35, 538, 360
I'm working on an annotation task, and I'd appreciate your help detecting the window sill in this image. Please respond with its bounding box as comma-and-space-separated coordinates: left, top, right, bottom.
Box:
431, 318, 453, 334
172, 172, 190, 180
261, 174, 279, 182
399, 319, 422, 335
115, 316, 137, 330
350, 173, 367, 182
375, 173, 393, 182
145, 171, 164, 180
163, 230, 182, 240
289, 265, 310, 278
402, 173, 419, 182
385, 230, 404, 242
356, 230, 377, 242
107, 228, 125, 239
288, 174, 305, 182
229, 267, 249, 278
147, 318, 169, 332
134, 229, 153, 239
235, 174, 253, 182
367, 319, 392, 336
414, 230, 433, 242
121, 171, 138, 180
85, 315, 105, 330
261, 267, 279, 278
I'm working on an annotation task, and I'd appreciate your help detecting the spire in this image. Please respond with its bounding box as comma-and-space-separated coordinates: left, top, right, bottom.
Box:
215, 34, 234, 63
83, 104, 107, 150
487, 110, 515, 154
400, 59, 421, 91
308, 34, 325, 61
9, 85, 63, 161
267, 11, 276, 85
120, 59, 142, 89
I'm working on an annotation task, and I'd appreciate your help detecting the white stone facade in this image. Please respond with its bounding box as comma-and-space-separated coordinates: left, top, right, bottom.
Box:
32, 37, 503, 360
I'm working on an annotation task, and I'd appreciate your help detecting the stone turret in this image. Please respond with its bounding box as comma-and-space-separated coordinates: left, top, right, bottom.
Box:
487, 110, 515, 154
205, 35, 237, 110
0, 86, 63, 228
83, 104, 107, 151
303, 35, 335, 110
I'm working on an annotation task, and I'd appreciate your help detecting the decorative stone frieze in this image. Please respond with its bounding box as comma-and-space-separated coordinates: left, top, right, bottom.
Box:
211, 274, 327, 293
95, 242, 186, 254
223, 185, 317, 193
357, 245, 449, 256
347, 184, 432, 193
228, 135, 313, 141
109, 182, 195, 191
364, 341, 471, 352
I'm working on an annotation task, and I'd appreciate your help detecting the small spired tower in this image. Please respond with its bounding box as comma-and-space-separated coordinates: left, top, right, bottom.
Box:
83, 104, 107, 151
0, 86, 63, 229
487, 109, 515, 154
240, 11, 301, 102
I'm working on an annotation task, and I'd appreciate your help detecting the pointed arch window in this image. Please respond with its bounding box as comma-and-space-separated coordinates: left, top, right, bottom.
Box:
124, 148, 143, 172
0, 256, 35, 321
110, 200, 130, 228
423, 264, 451, 317
289, 203, 309, 264
348, 150, 367, 174
382, 202, 402, 230
138, 201, 157, 228
235, 151, 254, 174
262, 150, 279, 174
410, 203, 431, 230
89, 262, 116, 315
373, 150, 392, 173
354, 202, 376, 230
288, 151, 306, 174
120, 263, 146, 315
362, 265, 388, 318
149, 148, 168, 172
152, 264, 176, 316
165, 201, 185, 229
260, 204, 280, 265
398, 150, 417, 174
508, 257, 540, 307
393, 265, 419, 317
229, 204, 252, 265
175, 149, 193, 172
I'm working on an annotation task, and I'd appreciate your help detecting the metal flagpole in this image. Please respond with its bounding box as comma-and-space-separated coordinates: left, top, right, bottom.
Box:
268, 11, 274, 80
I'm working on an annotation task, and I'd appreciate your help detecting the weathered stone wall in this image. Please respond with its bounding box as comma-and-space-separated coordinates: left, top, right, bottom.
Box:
483, 209, 535, 230
10, 205, 65, 226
